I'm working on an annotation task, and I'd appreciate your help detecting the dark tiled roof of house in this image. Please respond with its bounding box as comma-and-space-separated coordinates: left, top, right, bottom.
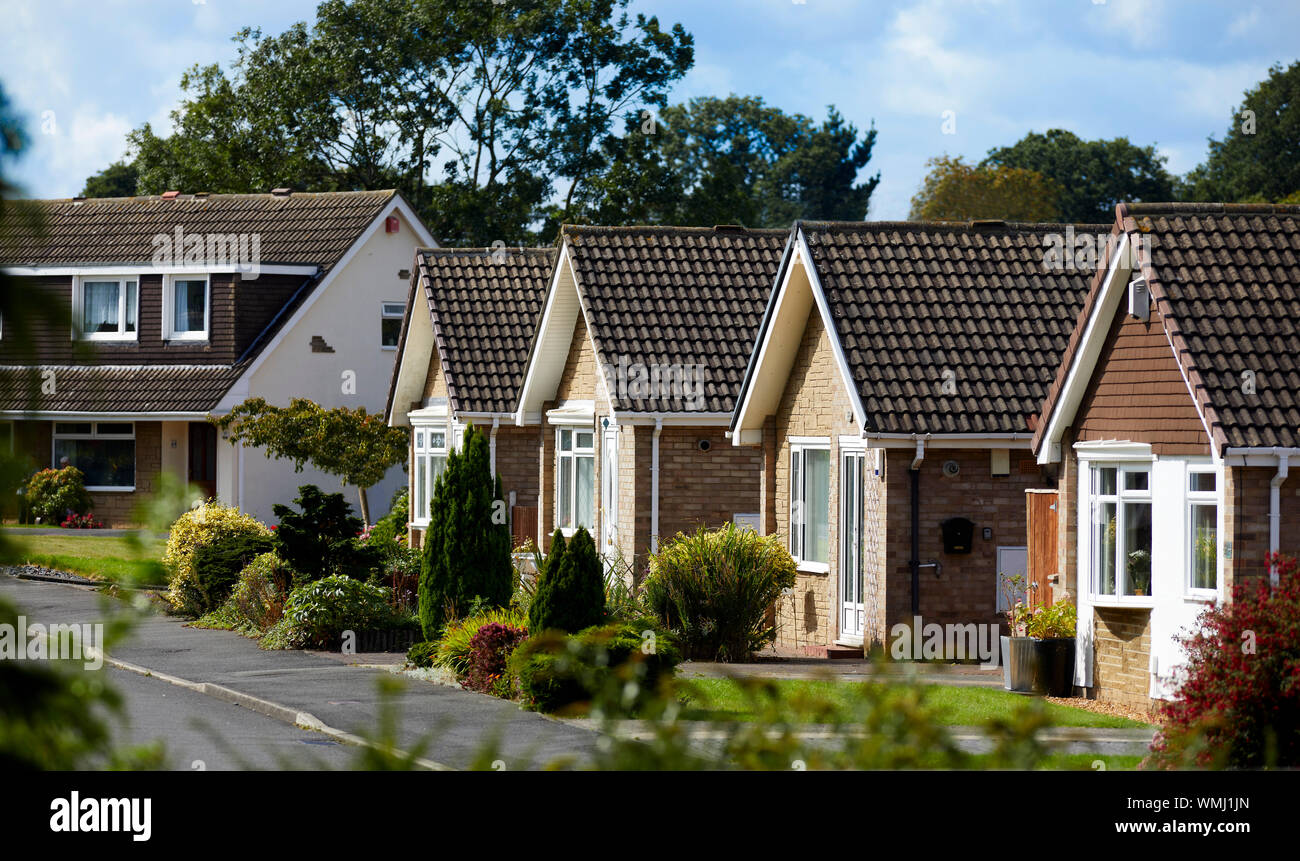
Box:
0, 364, 243, 413
1, 190, 398, 269
414, 247, 555, 415
1034, 203, 1300, 452
799, 220, 1105, 435
563, 225, 788, 413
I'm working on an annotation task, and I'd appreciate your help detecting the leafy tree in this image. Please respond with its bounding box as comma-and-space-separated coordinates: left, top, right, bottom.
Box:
528, 526, 605, 634
909, 155, 1061, 222
122, 0, 692, 245
418, 424, 512, 637
982, 129, 1175, 222
210, 397, 408, 525
80, 160, 139, 198
576, 94, 879, 228
1183, 61, 1300, 203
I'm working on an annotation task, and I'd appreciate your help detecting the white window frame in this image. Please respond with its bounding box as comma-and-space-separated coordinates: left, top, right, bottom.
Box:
1185, 463, 1222, 600
381, 301, 405, 350
72, 275, 138, 341
51, 421, 136, 491
790, 438, 831, 573
1086, 459, 1155, 606
163, 274, 211, 341
555, 425, 595, 535
410, 420, 449, 527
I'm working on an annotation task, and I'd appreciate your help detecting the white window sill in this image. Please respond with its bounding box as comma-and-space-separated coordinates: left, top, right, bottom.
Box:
1183, 591, 1219, 604
79, 335, 137, 343
1089, 596, 1155, 610
796, 561, 829, 575
86, 486, 135, 493
165, 335, 209, 343
381, 346, 398, 351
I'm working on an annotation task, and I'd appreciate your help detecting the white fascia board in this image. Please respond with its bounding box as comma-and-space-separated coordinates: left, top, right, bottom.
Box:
863, 433, 1033, 449
1037, 234, 1131, 464
621, 413, 733, 427
4, 264, 319, 277
515, 242, 574, 426
799, 231, 868, 433
214, 193, 436, 413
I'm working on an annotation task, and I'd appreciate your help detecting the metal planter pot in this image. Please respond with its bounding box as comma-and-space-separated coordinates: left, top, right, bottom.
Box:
1001, 635, 1042, 693
1033, 637, 1077, 697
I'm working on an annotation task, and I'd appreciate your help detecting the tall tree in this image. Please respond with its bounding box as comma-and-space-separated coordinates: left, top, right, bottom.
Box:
909, 155, 1060, 222
574, 94, 880, 228
123, 0, 692, 245
982, 129, 1174, 222
80, 161, 139, 198
1183, 61, 1300, 203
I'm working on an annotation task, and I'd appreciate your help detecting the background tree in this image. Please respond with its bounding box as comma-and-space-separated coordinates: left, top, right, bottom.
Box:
418, 424, 512, 637
1182, 61, 1300, 203
80, 160, 139, 198
576, 94, 879, 228
909, 155, 1061, 222
210, 397, 408, 525
982, 129, 1175, 222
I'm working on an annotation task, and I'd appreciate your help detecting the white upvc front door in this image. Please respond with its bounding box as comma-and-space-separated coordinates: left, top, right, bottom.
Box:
840, 450, 865, 642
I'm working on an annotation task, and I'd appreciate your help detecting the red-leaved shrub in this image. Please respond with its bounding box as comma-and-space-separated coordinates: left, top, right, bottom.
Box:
463, 622, 529, 696
1146, 553, 1300, 769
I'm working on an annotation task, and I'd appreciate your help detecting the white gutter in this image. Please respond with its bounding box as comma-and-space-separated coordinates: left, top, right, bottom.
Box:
650, 418, 663, 554
489, 417, 500, 476
1271, 452, 1290, 586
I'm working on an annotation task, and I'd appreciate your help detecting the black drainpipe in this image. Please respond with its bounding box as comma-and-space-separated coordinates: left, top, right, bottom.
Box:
910, 464, 920, 616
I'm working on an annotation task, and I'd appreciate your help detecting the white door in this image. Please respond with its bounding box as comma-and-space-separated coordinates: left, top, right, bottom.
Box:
600, 428, 619, 562
840, 451, 865, 641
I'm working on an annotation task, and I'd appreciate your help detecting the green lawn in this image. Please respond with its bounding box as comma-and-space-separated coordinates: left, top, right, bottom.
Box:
678, 678, 1153, 729
0, 530, 164, 584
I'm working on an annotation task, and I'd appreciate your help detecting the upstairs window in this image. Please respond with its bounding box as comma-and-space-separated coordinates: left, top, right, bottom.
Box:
165, 275, 209, 340
75, 277, 137, 340
381, 301, 404, 349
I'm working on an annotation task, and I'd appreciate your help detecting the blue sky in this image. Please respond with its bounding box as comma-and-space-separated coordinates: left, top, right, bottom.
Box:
1, 0, 1295, 220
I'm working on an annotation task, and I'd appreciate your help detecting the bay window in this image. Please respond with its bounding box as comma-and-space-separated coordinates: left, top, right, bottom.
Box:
1188, 468, 1219, 594
76, 277, 137, 340
52, 422, 135, 490
790, 442, 830, 569
1089, 463, 1152, 598
556, 426, 594, 531
165, 275, 210, 339
411, 424, 448, 525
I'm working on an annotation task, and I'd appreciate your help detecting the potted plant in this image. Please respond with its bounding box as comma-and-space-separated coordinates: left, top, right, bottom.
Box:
1026, 599, 1077, 697
1127, 549, 1151, 596
998, 573, 1037, 693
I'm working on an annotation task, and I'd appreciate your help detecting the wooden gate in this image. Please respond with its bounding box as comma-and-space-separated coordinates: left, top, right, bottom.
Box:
1025, 490, 1058, 610
511, 505, 538, 548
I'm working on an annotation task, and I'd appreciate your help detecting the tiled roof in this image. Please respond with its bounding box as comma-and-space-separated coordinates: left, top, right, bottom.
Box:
563, 225, 788, 413
1035, 203, 1300, 452
0, 364, 243, 413
0, 190, 398, 269
416, 247, 555, 415
800, 220, 1104, 435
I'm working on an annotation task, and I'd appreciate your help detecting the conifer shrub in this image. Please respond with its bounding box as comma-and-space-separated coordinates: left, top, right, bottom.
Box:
273, 484, 379, 581
527, 527, 605, 634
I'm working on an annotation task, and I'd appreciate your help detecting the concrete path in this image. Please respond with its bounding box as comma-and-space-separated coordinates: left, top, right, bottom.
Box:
0, 575, 600, 770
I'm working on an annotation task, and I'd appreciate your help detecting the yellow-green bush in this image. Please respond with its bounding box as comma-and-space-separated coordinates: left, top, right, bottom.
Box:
163, 502, 271, 615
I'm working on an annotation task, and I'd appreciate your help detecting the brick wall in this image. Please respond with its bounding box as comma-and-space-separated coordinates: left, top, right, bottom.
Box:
494, 423, 540, 542
1091, 607, 1153, 709
656, 425, 762, 545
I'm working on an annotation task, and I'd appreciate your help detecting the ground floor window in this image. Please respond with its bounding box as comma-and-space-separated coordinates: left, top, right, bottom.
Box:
790, 442, 830, 568
52, 422, 135, 489
1089, 463, 1152, 597
412, 424, 448, 524
556, 426, 594, 531
1188, 468, 1219, 593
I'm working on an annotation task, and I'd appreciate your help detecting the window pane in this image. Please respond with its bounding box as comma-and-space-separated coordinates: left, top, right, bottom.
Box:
1096, 501, 1117, 595
1096, 467, 1116, 496
83, 281, 119, 333
382, 302, 406, 316
381, 317, 401, 347
1124, 502, 1152, 596
805, 449, 830, 564
54, 422, 92, 436
173, 279, 205, 333
431, 454, 446, 492
415, 457, 427, 521
1190, 472, 1216, 493
576, 454, 594, 528
95, 423, 133, 436
125, 281, 137, 333
430, 431, 446, 449
53, 437, 134, 487
790, 450, 801, 558
558, 456, 573, 528
415, 430, 424, 449
1124, 470, 1149, 492
576, 430, 593, 450
559, 429, 572, 452
1191, 504, 1217, 590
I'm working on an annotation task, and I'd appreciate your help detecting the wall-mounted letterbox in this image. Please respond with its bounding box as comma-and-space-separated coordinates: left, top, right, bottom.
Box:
941, 517, 974, 554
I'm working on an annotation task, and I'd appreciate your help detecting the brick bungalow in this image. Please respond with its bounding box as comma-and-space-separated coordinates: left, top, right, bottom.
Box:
730, 220, 1098, 656
384, 247, 553, 548
1032, 203, 1300, 709
0, 190, 436, 525
513, 225, 785, 578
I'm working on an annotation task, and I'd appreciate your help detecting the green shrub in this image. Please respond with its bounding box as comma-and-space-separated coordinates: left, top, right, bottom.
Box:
419, 424, 512, 638
163, 502, 271, 616
366, 486, 409, 549
25, 467, 93, 524
226, 552, 295, 632
511, 617, 680, 714
190, 532, 275, 614
644, 523, 797, 661
463, 622, 529, 695
431, 606, 528, 676
260, 575, 397, 650
273, 484, 380, 581
406, 640, 439, 669
528, 527, 605, 634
